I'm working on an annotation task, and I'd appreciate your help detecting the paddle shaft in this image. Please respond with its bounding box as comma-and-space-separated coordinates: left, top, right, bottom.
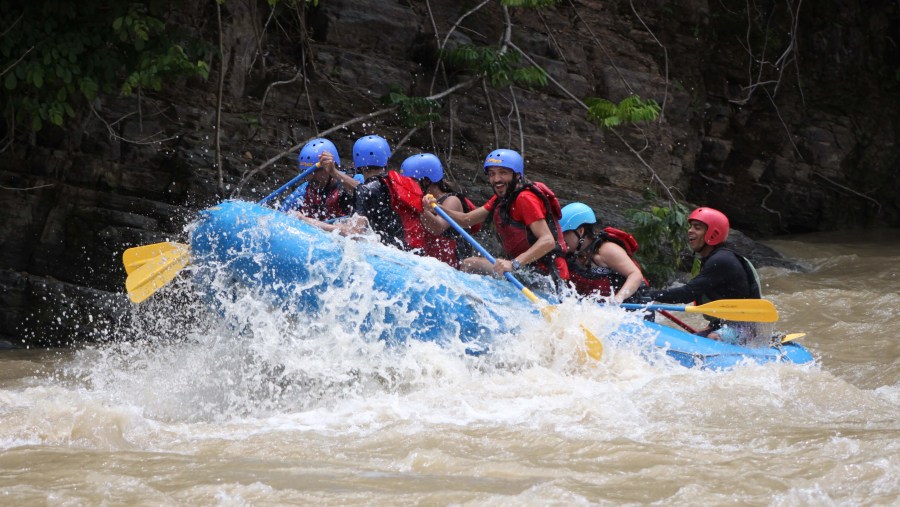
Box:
431, 203, 603, 360
659, 309, 697, 333
258, 163, 319, 206
430, 204, 525, 291
621, 303, 696, 313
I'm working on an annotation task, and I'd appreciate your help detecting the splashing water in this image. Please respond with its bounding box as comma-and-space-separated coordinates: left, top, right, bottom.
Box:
0, 227, 898, 505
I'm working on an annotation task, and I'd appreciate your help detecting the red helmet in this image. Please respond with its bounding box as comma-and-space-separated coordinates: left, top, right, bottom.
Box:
689, 207, 729, 246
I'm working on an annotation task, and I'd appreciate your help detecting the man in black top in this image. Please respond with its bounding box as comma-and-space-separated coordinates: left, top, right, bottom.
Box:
352, 170, 405, 248
321, 134, 420, 250
646, 207, 761, 343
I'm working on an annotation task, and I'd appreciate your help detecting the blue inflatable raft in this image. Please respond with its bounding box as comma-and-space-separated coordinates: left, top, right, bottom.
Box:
189, 200, 814, 369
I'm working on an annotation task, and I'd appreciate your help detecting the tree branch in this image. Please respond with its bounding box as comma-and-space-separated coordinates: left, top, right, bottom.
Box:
215, 1, 227, 198
233, 77, 478, 197
0, 46, 33, 80
629, 0, 669, 122
89, 102, 178, 145
566, 0, 634, 95
509, 41, 676, 202
753, 182, 783, 225
811, 171, 883, 213
0, 183, 54, 191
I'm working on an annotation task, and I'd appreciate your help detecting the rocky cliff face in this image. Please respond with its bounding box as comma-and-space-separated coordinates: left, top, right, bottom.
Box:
1, 0, 898, 347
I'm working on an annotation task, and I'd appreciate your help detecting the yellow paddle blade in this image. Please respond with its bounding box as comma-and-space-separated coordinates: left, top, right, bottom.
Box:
684, 299, 779, 323
123, 242, 188, 274
523, 287, 602, 361
781, 332, 806, 344
580, 325, 603, 361
125, 247, 191, 303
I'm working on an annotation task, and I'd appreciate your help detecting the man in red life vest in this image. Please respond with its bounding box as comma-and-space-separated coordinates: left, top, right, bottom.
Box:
424, 148, 568, 290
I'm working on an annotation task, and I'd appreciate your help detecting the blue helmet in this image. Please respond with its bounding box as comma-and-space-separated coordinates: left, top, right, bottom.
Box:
352, 135, 391, 168
298, 138, 340, 170
400, 153, 443, 182
560, 202, 597, 232
483, 148, 524, 176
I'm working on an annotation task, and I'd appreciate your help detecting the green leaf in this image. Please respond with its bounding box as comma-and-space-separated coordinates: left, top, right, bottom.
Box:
3, 2, 214, 132
33, 69, 44, 89
586, 94, 660, 130
79, 77, 98, 99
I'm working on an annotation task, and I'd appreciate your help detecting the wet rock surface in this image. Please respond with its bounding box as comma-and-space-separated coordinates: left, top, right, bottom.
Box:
1, 1, 896, 346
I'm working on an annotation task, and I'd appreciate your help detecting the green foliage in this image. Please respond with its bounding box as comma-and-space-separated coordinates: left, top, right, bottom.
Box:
586, 95, 661, 129
625, 192, 691, 286
440, 45, 547, 88
0, 1, 210, 131
382, 86, 441, 128
240, 114, 260, 127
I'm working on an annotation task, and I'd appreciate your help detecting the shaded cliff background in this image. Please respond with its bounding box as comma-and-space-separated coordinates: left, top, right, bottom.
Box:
1, 0, 898, 347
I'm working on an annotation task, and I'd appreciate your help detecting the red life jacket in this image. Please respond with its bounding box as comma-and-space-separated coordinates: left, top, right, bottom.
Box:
300, 177, 348, 221
490, 182, 568, 278
422, 192, 479, 268
568, 228, 649, 298
381, 170, 426, 251
569, 264, 619, 297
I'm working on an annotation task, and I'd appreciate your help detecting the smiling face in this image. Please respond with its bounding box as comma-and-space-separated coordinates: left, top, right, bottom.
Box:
486, 166, 518, 198
687, 219, 709, 253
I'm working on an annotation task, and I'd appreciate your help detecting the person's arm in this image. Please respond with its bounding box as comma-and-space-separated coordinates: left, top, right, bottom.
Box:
493, 218, 555, 275
595, 242, 644, 304
332, 170, 360, 192
420, 195, 462, 235
423, 194, 489, 228
647, 256, 727, 304
289, 212, 369, 237
321, 151, 360, 191
647, 276, 706, 304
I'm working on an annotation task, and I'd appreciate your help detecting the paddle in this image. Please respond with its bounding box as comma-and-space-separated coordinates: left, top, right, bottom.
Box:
124, 163, 321, 303
619, 298, 779, 323
123, 241, 187, 274
125, 245, 191, 303
258, 162, 321, 206
781, 332, 806, 344
428, 201, 603, 361
658, 309, 697, 333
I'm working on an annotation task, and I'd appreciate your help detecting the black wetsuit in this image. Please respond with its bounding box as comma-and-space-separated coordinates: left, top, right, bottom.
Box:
647, 246, 759, 304
354, 175, 405, 248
